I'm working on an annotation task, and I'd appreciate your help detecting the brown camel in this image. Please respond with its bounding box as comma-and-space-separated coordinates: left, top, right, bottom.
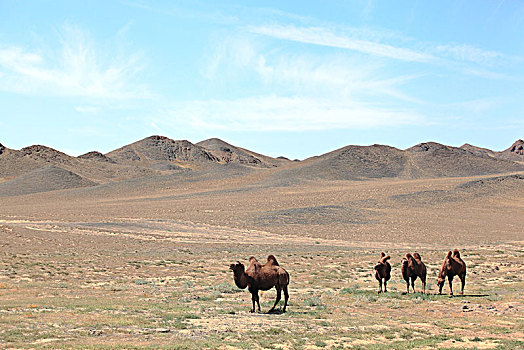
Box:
229, 255, 290, 313
374, 252, 391, 293
401, 252, 427, 293
437, 249, 466, 295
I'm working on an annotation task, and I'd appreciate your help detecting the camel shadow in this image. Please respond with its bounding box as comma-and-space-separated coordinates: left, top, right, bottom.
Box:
425, 293, 490, 297
266, 309, 286, 315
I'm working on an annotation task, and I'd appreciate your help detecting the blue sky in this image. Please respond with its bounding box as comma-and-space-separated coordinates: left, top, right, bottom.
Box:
0, 0, 523, 159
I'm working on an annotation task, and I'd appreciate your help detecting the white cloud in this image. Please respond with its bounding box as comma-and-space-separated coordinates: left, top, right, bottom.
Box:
203, 34, 423, 104
0, 25, 149, 99
436, 44, 504, 65
163, 96, 424, 132
247, 24, 515, 81
249, 24, 436, 63
195, 30, 427, 132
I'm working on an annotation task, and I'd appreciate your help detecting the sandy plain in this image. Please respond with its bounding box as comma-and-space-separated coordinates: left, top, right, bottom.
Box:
0, 157, 523, 349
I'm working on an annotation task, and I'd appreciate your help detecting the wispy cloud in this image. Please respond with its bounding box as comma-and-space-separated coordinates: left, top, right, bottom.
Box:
249, 24, 436, 63
248, 23, 517, 81
203, 34, 423, 104
436, 44, 505, 65
0, 24, 149, 99
162, 96, 424, 132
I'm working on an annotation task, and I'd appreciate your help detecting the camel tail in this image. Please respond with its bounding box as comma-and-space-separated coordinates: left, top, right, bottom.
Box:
380, 255, 391, 263
267, 255, 279, 266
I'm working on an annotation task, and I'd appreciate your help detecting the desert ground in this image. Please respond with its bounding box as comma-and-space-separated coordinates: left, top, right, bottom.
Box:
0, 138, 523, 349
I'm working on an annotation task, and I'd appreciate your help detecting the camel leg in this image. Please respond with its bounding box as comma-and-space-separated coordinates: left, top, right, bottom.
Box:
421, 277, 426, 294
269, 287, 282, 312
459, 274, 465, 295
255, 292, 261, 313
448, 275, 454, 296
378, 279, 383, 294
405, 280, 410, 294
411, 278, 416, 293
384, 279, 388, 293
250, 291, 257, 313
282, 285, 289, 313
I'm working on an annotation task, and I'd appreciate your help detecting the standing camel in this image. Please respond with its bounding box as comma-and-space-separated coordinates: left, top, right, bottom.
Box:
374, 252, 391, 293
401, 253, 427, 293
229, 255, 290, 313
437, 249, 466, 295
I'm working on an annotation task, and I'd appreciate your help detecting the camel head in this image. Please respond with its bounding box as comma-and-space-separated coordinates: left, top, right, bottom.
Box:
229, 261, 244, 273
436, 275, 445, 292
401, 257, 409, 268
436, 262, 448, 292
229, 261, 248, 289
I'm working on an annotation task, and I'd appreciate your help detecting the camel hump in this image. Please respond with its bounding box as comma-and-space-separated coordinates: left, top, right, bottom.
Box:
380, 252, 385, 258
453, 249, 461, 258
413, 252, 421, 260
267, 255, 279, 266
406, 253, 413, 260
380, 255, 390, 263
446, 251, 452, 258
249, 256, 259, 263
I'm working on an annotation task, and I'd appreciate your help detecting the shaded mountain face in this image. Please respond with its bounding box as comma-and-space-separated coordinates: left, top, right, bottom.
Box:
499, 139, 524, 161
0, 165, 96, 196
511, 140, 524, 155
196, 138, 262, 165
0, 142, 5, 155
78, 151, 115, 163
107, 136, 219, 164
195, 137, 289, 168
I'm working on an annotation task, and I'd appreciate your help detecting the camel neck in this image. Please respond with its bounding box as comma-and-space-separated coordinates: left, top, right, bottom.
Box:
233, 270, 249, 289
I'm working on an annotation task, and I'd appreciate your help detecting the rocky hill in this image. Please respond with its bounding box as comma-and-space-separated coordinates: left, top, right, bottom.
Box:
275, 144, 407, 181
196, 138, 287, 168
274, 141, 524, 181
0, 165, 97, 196
499, 139, 524, 161
1, 137, 522, 196
402, 142, 523, 178
106, 136, 219, 165
78, 151, 115, 163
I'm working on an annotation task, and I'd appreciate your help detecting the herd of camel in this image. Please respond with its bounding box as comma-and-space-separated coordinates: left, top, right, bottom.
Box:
229, 250, 467, 313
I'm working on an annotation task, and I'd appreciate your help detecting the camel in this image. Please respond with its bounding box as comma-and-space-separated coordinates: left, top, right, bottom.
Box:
229, 255, 290, 313
374, 252, 391, 293
401, 253, 427, 293
437, 249, 466, 295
